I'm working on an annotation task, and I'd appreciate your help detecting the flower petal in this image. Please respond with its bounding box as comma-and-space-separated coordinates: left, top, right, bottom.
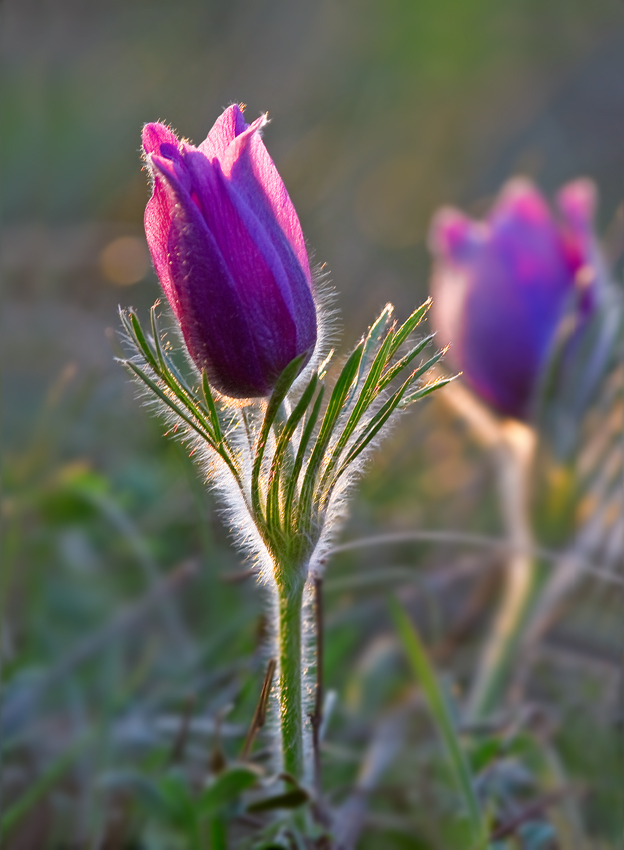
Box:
148, 155, 270, 396
183, 149, 306, 366
198, 103, 248, 161
220, 116, 313, 287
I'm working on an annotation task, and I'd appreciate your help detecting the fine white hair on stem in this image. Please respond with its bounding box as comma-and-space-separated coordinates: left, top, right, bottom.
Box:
291, 260, 340, 398
301, 577, 318, 785
119, 293, 445, 792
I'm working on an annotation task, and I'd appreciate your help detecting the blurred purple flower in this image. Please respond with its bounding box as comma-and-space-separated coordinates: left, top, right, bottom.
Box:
428, 178, 602, 419
142, 104, 317, 398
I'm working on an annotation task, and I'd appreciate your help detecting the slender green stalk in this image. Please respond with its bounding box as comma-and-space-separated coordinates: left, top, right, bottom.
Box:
467, 420, 537, 720
276, 575, 306, 782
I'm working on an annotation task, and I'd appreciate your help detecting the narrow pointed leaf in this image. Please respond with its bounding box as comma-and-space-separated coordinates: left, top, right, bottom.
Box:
388, 596, 486, 846
251, 353, 309, 523
400, 375, 454, 407
283, 384, 325, 533
122, 309, 160, 372
266, 374, 319, 533
319, 328, 399, 489
202, 372, 224, 444
123, 361, 215, 447
296, 343, 364, 529
345, 303, 395, 406
378, 333, 437, 391
149, 306, 195, 397
387, 298, 432, 356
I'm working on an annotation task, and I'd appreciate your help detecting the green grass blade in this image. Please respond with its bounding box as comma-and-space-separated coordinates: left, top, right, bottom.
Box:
388, 596, 487, 847
0, 738, 87, 840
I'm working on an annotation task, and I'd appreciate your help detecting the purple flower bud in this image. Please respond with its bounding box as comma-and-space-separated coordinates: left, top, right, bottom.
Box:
428, 178, 602, 420
142, 104, 318, 398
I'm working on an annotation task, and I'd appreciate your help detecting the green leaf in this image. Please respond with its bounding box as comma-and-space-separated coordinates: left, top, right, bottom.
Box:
404, 347, 447, 385
157, 771, 198, 825
282, 384, 325, 534
266, 374, 319, 534
202, 371, 224, 444
377, 333, 436, 391
149, 305, 195, 396
400, 375, 454, 407
246, 788, 308, 812
388, 596, 487, 848
251, 353, 309, 524
198, 765, 259, 815
320, 326, 398, 489
387, 297, 432, 356
329, 369, 416, 485
122, 308, 159, 372
345, 303, 395, 406
123, 360, 215, 449
296, 342, 364, 530
320, 309, 440, 497
150, 312, 220, 434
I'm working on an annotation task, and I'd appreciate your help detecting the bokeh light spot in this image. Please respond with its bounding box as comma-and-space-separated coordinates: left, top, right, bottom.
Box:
100, 236, 149, 286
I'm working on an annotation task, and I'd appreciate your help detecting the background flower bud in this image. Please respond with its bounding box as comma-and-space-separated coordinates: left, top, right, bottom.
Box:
142, 104, 318, 399
428, 178, 602, 420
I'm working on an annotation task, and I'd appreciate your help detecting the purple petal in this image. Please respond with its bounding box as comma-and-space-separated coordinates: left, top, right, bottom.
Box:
430, 179, 586, 418
220, 116, 313, 287
142, 122, 180, 157
198, 103, 248, 161
148, 154, 270, 396
429, 207, 485, 262
182, 149, 300, 371
143, 125, 185, 321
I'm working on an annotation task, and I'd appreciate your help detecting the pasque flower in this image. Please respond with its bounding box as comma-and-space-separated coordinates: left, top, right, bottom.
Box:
428, 178, 602, 420
142, 104, 317, 398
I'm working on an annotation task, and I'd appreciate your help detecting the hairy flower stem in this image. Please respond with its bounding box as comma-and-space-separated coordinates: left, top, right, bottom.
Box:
467, 420, 537, 720
276, 575, 307, 782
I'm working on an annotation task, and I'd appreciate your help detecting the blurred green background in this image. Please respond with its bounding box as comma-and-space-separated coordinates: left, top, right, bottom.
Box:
2, 1, 623, 847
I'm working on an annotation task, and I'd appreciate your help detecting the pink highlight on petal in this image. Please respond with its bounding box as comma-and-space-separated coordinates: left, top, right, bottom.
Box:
557, 178, 597, 233
220, 114, 312, 284
428, 207, 481, 261
198, 103, 249, 160
142, 122, 180, 157
492, 178, 552, 226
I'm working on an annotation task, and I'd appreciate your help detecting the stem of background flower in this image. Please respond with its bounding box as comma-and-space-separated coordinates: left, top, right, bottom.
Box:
276, 575, 307, 783
467, 420, 537, 721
